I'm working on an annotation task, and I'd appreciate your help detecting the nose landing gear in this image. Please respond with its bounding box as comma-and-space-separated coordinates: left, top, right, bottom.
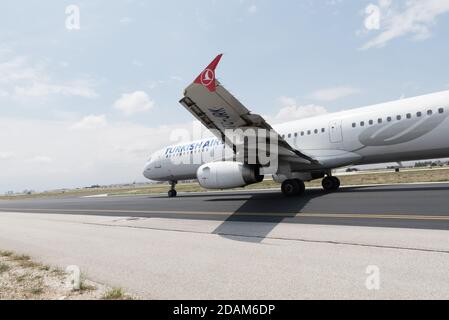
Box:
322, 176, 341, 192
168, 181, 178, 198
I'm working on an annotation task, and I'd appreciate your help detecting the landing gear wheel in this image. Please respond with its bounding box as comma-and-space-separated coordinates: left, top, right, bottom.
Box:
332, 177, 341, 190
168, 189, 177, 198
168, 181, 178, 198
322, 176, 341, 192
281, 179, 305, 197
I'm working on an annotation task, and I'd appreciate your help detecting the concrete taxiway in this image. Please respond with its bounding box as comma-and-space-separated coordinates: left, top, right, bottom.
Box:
0, 183, 449, 299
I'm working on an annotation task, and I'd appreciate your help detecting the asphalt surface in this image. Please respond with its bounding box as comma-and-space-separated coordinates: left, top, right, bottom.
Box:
1, 183, 449, 234
1, 183, 449, 299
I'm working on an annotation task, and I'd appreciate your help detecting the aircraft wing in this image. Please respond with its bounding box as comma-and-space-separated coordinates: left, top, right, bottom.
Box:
179, 54, 318, 166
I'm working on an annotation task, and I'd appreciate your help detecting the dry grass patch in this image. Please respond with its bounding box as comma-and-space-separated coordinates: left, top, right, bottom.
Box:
102, 287, 133, 300
0, 249, 134, 300
0, 251, 13, 257
0, 263, 10, 274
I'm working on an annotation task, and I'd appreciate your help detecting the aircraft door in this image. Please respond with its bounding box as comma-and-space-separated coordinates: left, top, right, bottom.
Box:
329, 120, 343, 143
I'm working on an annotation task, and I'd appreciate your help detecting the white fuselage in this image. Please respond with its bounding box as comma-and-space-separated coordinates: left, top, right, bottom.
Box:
143, 90, 449, 182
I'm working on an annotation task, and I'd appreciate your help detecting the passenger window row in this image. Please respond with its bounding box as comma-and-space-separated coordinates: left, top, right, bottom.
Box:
282, 128, 326, 139
352, 108, 444, 128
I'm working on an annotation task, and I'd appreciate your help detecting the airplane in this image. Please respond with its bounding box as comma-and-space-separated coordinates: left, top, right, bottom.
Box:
143, 54, 449, 198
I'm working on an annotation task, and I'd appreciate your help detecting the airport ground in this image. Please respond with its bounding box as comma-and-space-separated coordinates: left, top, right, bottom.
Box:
3, 166, 449, 200
1, 181, 449, 299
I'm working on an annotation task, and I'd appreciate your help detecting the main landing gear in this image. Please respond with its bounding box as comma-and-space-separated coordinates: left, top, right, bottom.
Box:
322, 176, 341, 192
168, 181, 178, 198
281, 176, 341, 197
281, 179, 306, 197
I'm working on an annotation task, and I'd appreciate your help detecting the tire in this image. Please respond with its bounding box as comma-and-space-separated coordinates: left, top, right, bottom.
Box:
168, 189, 177, 198
331, 177, 341, 190
296, 179, 306, 194
282, 179, 305, 197
322, 176, 341, 191
322, 177, 335, 191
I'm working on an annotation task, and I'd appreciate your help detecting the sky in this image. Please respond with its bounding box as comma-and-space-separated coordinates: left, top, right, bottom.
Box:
1, 0, 449, 193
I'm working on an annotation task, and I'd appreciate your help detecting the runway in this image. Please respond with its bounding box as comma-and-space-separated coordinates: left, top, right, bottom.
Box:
1, 183, 449, 299
1, 183, 449, 232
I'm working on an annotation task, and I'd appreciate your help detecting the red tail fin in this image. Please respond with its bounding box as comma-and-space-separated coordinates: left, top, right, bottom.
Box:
193, 54, 223, 92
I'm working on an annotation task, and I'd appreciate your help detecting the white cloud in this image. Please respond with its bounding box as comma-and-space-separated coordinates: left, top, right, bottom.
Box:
0, 55, 98, 99
170, 75, 183, 82
327, 0, 343, 6
271, 96, 328, 123
132, 60, 143, 67
148, 76, 183, 90
308, 86, 360, 102
13, 81, 97, 98
248, 5, 258, 14
0, 152, 14, 160
28, 156, 53, 164
114, 91, 154, 116
361, 0, 449, 49
70, 115, 108, 130
119, 17, 133, 25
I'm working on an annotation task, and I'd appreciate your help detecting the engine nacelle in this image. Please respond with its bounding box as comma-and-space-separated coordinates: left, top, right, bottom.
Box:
197, 161, 264, 190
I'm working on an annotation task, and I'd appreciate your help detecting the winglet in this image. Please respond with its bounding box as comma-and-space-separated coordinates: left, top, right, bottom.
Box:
193, 54, 223, 92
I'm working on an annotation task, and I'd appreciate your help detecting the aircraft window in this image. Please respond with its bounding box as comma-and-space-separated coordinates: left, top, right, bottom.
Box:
288, 134, 291, 138
301, 131, 305, 136
387, 117, 392, 122
294, 133, 298, 137
314, 129, 318, 134
439, 108, 444, 114
282, 135, 285, 139
321, 128, 325, 133
369, 120, 374, 125
360, 121, 365, 127
378, 118, 383, 124
397, 115, 402, 121
417, 112, 422, 117
307, 130, 311, 135
352, 123, 356, 128
406, 113, 412, 119
427, 110, 433, 116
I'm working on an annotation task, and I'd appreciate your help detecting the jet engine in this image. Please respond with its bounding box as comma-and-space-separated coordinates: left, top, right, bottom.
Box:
197, 161, 264, 189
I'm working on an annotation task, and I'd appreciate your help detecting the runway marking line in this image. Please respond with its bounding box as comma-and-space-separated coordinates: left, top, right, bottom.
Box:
1, 208, 449, 221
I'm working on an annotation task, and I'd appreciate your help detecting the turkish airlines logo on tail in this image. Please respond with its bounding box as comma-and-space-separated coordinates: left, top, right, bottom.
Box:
193, 54, 223, 92
201, 69, 215, 87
